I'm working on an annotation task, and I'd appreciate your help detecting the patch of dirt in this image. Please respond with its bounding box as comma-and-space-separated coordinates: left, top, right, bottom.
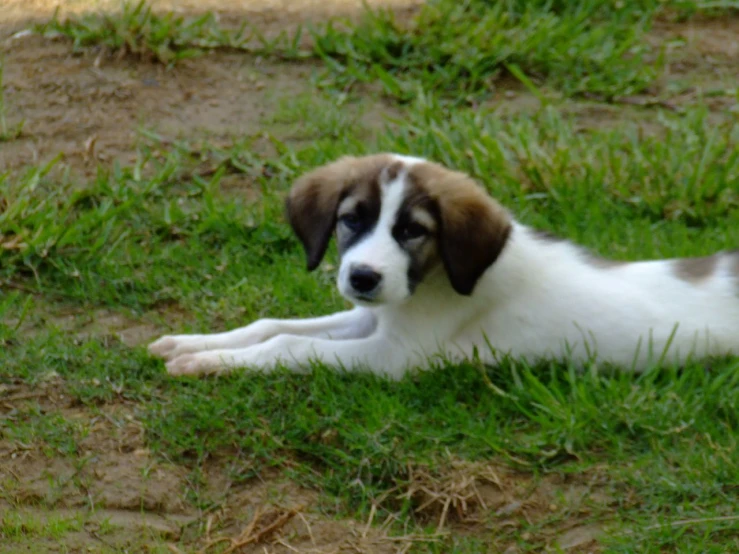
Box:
0, 34, 319, 175
28, 301, 177, 347
1, 380, 188, 513
655, 17, 739, 59
0, 0, 417, 177
649, 17, 739, 112
0, 293, 178, 347
0, 379, 397, 552
186, 473, 402, 554
1, 378, 620, 552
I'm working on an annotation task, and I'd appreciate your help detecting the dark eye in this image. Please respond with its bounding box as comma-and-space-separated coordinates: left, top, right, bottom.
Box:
397, 222, 427, 241
339, 213, 363, 231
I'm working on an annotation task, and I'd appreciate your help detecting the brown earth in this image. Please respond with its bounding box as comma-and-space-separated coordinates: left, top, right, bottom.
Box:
1, 378, 620, 552
1, 1, 738, 552
2, 3, 738, 177
0, 0, 421, 177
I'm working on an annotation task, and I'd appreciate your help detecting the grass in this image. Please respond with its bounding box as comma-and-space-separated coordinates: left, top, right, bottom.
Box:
35, 0, 731, 102
2, 97, 739, 550
1, 510, 84, 541
310, 0, 663, 102
36, 0, 229, 65
3, 0, 739, 552
2, 405, 84, 458
34, 0, 306, 65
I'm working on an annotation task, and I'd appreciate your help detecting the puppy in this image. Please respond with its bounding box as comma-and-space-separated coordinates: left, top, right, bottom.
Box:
149, 154, 739, 378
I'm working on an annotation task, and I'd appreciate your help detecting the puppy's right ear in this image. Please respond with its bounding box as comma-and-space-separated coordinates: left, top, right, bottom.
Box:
286, 157, 355, 271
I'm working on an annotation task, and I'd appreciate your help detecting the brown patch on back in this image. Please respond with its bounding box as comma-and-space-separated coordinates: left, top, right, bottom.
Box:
673, 254, 719, 283
287, 154, 393, 270
407, 162, 512, 295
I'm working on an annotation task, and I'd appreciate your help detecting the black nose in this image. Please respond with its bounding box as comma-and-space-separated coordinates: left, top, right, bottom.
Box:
349, 265, 382, 294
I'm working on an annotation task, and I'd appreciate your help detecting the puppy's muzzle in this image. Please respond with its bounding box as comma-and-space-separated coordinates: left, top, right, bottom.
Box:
349, 264, 383, 298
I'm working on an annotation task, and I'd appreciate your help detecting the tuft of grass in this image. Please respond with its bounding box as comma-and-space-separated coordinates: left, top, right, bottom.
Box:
310, 0, 663, 102
0, 510, 84, 541
35, 0, 242, 65
34, 0, 309, 65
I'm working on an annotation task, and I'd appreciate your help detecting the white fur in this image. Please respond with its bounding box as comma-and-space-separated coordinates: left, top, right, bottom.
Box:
150, 155, 739, 378
338, 172, 412, 305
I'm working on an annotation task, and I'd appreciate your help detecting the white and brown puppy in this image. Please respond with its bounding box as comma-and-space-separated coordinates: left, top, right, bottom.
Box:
150, 154, 739, 378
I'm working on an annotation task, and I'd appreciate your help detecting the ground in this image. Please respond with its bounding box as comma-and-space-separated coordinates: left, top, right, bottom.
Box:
1, 1, 739, 553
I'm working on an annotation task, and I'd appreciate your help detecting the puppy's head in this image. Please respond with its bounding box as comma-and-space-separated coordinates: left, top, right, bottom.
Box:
287, 154, 512, 305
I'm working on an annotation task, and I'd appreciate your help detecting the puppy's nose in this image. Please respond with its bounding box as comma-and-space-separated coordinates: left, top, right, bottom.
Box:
349, 265, 383, 294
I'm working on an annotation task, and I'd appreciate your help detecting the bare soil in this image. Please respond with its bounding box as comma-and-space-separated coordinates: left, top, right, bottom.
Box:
3, 3, 738, 175
0, 0, 420, 176
1, 1, 737, 551
0, 35, 319, 175
2, 379, 619, 552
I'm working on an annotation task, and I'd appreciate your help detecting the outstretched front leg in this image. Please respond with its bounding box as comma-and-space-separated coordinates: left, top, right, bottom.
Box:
148, 308, 376, 361
164, 331, 415, 380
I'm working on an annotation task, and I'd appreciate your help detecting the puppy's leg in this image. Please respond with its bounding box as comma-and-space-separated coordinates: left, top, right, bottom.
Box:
166, 333, 414, 380
149, 308, 375, 361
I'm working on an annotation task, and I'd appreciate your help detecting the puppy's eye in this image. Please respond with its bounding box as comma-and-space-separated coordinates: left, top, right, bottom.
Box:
397, 222, 427, 241
339, 213, 363, 231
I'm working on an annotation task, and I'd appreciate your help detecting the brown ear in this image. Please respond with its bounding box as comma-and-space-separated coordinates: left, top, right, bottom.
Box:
286, 154, 395, 271
286, 157, 355, 271
409, 164, 512, 295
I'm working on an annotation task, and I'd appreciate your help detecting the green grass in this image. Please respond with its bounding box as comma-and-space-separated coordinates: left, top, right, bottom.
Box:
34, 0, 308, 65
3, 104, 738, 305
2, 98, 738, 550
35, 0, 730, 102
311, 0, 663, 102
36, 0, 232, 65
4, 0, 739, 551
1, 510, 84, 541
2, 405, 84, 458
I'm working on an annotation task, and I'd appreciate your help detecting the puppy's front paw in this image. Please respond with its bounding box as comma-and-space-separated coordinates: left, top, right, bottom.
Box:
149, 334, 207, 361
148, 336, 179, 359
166, 352, 226, 377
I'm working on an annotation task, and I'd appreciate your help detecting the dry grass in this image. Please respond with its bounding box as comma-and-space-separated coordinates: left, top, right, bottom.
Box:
190, 506, 302, 554
401, 460, 508, 531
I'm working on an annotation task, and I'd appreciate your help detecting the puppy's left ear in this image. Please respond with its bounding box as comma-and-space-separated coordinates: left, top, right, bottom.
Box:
412, 164, 512, 295
440, 192, 512, 295
286, 157, 356, 271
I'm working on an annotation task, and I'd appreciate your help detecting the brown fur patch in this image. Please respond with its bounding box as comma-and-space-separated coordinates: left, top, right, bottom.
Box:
381, 160, 404, 185
673, 254, 719, 283
287, 154, 394, 270
406, 162, 512, 295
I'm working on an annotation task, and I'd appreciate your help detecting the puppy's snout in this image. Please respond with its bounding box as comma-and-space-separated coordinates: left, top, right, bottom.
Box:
349, 265, 383, 294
